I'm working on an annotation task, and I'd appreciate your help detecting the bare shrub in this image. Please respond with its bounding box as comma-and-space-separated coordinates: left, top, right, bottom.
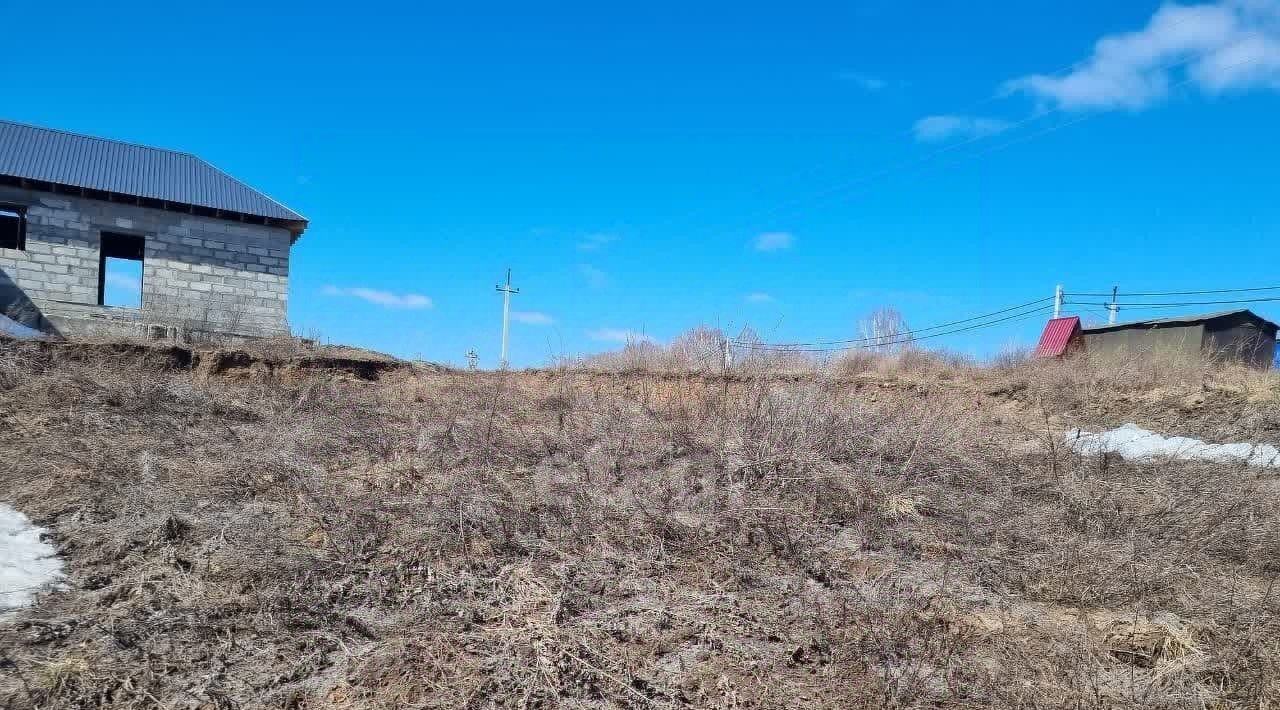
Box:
991, 343, 1032, 368
832, 348, 881, 377
580, 325, 820, 374
668, 324, 726, 371
579, 336, 672, 372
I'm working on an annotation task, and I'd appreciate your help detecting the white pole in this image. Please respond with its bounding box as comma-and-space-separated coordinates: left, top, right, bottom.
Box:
723, 337, 732, 372
1053, 284, 1063, 319
1108, 285, 1118, 324
501, 287, 510, 367
496, 268, 519, 369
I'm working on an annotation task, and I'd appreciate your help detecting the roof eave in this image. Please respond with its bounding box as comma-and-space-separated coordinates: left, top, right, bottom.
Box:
285, 219, 309, 243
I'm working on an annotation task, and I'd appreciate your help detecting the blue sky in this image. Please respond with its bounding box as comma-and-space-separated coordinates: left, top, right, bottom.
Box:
6, 0, 1280, 366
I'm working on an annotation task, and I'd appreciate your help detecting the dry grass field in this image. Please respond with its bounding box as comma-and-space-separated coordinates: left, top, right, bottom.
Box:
3, 339, 1280, 708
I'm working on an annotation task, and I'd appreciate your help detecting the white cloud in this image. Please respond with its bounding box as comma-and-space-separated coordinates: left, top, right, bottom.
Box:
105, 272, 140, 290
579, 264, 608, 287
589, 328, 656, 344
752, 231, 794, 252
577, 232, 617, 251
322, 285, 433, 309
913, 115, 1013, 142
835, 70, 889, 91
1004, 0, 1280, 111
745, 291, 775, 303
511, 310, 555, 325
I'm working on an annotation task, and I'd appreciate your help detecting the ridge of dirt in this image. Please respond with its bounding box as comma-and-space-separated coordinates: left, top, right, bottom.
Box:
1, 339, 428, 382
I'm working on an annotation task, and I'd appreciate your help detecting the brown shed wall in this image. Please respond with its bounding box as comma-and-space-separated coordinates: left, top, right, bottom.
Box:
1082, 323, 1206, 360
1204, 320, 1278, 368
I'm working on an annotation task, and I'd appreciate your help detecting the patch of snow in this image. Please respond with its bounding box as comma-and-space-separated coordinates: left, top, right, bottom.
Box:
0, 503, 64, 612
1067, 423, 1280, 469
0, 313, 45, 340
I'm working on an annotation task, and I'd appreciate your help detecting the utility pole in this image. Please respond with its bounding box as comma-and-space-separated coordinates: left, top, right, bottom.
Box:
495, 268, 519, 369
1108, 286, 1118, 324
465, 350, 478, 371
722, 337, 733, 373
1053, 284, 1064, 319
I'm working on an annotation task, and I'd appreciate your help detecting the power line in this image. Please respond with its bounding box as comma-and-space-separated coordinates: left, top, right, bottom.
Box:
740, 305, 1055, 353
642, 47, 1120, 234
727, 279, 1277, 356
729, 46, 1267, 355
744, 306, 1053, 353
663, 39, 1266, 243
1072, 296, 1280, 309
1066, 285, 1280, 297
736, 295, 1052, 348
1066, 304, 1115, 322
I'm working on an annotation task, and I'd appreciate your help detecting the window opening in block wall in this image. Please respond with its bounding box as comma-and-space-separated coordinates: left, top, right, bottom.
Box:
99, 232, 145, 308
0, 204, 26, 250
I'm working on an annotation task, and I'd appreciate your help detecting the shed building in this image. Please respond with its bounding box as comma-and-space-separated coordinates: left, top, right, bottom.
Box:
1080, 310, 1278, 368
0, 119, 306, 340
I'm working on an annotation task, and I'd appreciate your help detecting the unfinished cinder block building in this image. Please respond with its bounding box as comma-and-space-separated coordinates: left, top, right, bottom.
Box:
0, 120, 307, 340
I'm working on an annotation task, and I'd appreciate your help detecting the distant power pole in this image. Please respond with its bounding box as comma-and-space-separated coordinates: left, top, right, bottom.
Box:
495, 268, 519, 369
1108, 286, 1118, 324
1053, 284, 1064, 319
466, 350, 479, 371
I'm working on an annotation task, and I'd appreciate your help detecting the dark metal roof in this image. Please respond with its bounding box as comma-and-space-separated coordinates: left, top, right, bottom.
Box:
1034, 316, 1081, 358
0, 119, 307, 230
1082, 309, 1280, 334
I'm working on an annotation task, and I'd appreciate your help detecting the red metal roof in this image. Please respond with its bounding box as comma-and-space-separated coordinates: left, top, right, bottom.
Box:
1034, 316, 1081, 358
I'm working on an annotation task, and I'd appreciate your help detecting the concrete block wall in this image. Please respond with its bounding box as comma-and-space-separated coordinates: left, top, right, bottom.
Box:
0, 184, 292, 337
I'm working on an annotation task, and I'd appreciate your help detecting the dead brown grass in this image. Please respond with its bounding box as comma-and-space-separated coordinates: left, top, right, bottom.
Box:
2, 342, 1280, 708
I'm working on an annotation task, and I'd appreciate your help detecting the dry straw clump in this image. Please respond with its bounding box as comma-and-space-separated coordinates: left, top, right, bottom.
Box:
1, 339, 1280, 708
